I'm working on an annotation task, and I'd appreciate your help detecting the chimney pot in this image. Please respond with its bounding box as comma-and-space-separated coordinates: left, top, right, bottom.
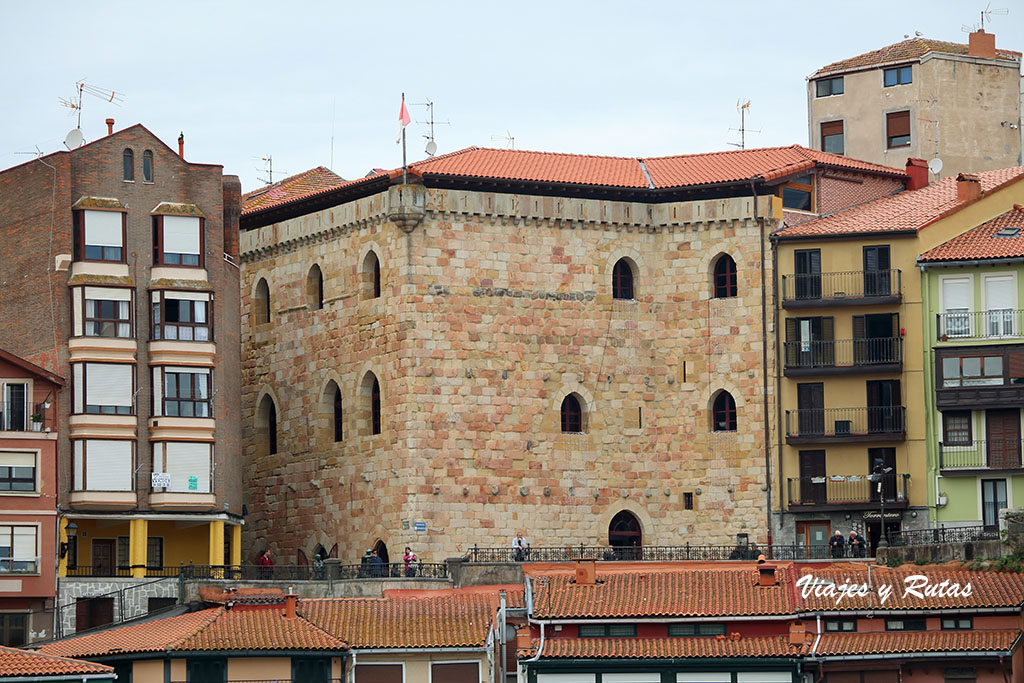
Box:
957, 173, 982, 203
105, 118, 114, 135
575, 560, 597, 585
757, 564, 777, 587
968, 29, 997, 59
178, 132, 185, 158
284, 593, 297, 619
906, 157, 929, 190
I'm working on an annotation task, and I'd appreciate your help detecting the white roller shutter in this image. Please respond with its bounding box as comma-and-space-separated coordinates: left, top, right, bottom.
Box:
943, 277, 970, 313
152, 367, 162, 417
86, 363, 133, 409
12, 526, 36, 559
538, 676, 595, 683
85, 440, 132, 491
678, 676, 730, 683
73, 441, 84, 489
84, 210, 123, 247
164, 442, 211, 493
73, 364, 84, 413
165, 291, 210, 302
84, 287, 131, 301
985, 275, 1014, 310
604, 675, 661, 683
0, 452, 35, 467
163, 216, 201, 255
736, 674, 794, 683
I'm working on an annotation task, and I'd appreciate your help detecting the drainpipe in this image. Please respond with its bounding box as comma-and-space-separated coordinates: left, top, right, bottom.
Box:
517, 622, 545, 683
349, 651, 357, 683
499, 590, 507, 683
751, 179, 774, 545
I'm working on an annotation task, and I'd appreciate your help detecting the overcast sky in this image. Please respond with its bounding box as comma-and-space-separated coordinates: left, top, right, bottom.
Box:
2, 1, 1021, 192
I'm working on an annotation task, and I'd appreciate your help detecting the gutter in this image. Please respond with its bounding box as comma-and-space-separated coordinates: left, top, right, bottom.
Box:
0, 677, 114, 683
919, 257, 1024, 269
797, 607, 1023, 618
530, 614, 797, 624
807, 650, 1012, 662
349, 647, 488, 654
517, 622, 545, 683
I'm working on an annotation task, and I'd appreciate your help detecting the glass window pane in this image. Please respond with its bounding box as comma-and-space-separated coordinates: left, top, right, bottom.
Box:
832, 78, 843, 95
165, 374, 178, 398
816, 80, 829, 97
985, 356, 1003, 377
885, 69, 897, 87
962, 357, 982, 377
194, 303, 206, 324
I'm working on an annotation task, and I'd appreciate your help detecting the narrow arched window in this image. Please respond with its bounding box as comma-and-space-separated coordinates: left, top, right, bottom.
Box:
712, 391, 737, 432
713, 255, 737, 299
254, 278, 270, 324
123, 149, 134, 181
561, 394, 583, 434
372, 258, 381, 298
371, 376, 381, 435
612, 259, 635, 300
333, 385, 343, 442
258, 394, 278, 455
307, 264, 324, 310
142, 150, 153, 182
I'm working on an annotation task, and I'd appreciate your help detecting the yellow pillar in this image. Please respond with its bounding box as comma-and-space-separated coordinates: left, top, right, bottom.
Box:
230, 525, 241, 567
57, 519, 70, 578
209, 521, 225, 566
129, 519, 148, 579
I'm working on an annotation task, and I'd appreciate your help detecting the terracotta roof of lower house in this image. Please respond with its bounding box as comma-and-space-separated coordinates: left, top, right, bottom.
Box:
0, 645, 114, 678
919, 205, 1024, 262
815, 629, 1021, 656
39, 609, 221, 658
175, 605, 346, 651
242, 166, 347, 213
530, 636, 806, 660
812, 37, 1021, 78
775, 167, 1024, 238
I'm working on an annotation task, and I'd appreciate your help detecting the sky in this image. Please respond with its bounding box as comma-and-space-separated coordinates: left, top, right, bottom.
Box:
1, 1, 1021, 192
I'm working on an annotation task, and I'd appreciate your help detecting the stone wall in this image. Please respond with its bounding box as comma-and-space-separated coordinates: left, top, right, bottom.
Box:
57, 577, 179, 636
240, 186, 777, 564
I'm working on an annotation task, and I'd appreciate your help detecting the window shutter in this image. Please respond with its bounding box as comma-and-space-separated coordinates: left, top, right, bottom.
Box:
162, 216, 201, 255
853, 315, 866, 363
822, 317, 835, 341
943, 278, 970, 312
73, 441, 84, 489
853, 316, 866, 339
986, 276, 1014, 310
821, 120, 843, 136
86, 364, 133, 408
164, 442, 211, 493
887, 111, 911, 138
1009, 353, 1024, 379
85, 440, 133, 491
785, 318, 798, 367
83, 211, 123, 247
165, 291, 210, 302
73, 363, 84, 413
84, 287, 131, 301
12, 527, 35, 559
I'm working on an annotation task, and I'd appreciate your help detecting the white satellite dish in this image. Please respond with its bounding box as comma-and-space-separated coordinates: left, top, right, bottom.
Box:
928, 157, 943, 175
64, 128, 85, 150
425, 139, 437, 157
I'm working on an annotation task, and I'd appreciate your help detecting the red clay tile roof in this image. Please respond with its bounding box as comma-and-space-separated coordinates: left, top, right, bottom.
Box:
533, 636, 805, 660
302, 592, 510, 649
919, 205, 1024, 262
815, 629, 1020, 656
39, 609, 221, 658
241, 146, 905, 219
242, 166, 348, 213
529, 566, 792, 619
0, 645, 114, 677
775, 167, 1024, 239
176, 605, 345, 651
813, 37, 1021, 77
794, 565, 1024, 612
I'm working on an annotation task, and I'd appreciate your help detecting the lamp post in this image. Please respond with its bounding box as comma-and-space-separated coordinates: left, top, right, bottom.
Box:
59, 520, 78, 559
872, 466, 893, 550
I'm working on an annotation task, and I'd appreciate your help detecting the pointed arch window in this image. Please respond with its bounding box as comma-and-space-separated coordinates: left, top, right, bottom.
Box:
561, 394, 583, 434
370, 376, 381, 435
307, 265, 324, 310
333, 385, 343, 442
254, 278, 271, 324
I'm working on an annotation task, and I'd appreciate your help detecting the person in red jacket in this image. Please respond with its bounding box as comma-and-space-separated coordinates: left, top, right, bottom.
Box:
257, 549, 274, 579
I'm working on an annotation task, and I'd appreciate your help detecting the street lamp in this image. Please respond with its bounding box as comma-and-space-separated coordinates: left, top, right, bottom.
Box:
59, 520, 78, 559
871, 466, 894, 550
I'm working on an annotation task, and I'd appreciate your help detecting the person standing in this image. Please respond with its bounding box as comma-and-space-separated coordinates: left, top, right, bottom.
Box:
848, 530, 865, 558
828, 530, 845, 559
369, 549, 385, 577
512, 532, 527, 562
404, 547, 418, 577
257, 549, 274, 579
312, 553, 325, 579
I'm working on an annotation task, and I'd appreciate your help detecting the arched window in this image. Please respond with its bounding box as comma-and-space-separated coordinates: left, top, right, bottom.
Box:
123, 149, 134, 181
560, 394, 584, 434
712, 391, 737, 432
713, 255, 737, 299
142, 150, 153, 182
307, 264, 324, 310
612, 259, 635, 300
363, 252, 381, 300
333, 385, 343, 442
257, 394, 278, 455
254, 278, 270, 324
371, 376, 381, 434
609, 511, 642, 555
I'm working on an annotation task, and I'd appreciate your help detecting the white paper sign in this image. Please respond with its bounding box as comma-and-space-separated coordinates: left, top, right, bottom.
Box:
152, 472, 172, 488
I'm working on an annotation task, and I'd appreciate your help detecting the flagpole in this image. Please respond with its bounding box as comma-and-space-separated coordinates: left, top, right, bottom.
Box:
401, 92, 407, 185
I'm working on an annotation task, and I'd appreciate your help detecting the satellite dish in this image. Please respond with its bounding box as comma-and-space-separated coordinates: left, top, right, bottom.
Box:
425, 139, 437, 157
64, 128, 85, 149
928, 157, 944, 175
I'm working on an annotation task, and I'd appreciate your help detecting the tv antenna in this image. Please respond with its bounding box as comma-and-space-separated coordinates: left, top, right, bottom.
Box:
412, 98, 449, 157
962, 3, 1008, 32
59, 79, 124, 130
490, 130, 515, 150
257, 156, 276, 185
727, 99, 760, 150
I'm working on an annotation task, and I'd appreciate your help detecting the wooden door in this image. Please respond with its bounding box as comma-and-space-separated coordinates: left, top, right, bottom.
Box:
987, 409, 1021, 468
75, 597, 113, 632
799, 451, 826, 504
797, 383, 824, 436
92, 539, 115, 577
867, 380, 901, 433
863, 245, 891, 296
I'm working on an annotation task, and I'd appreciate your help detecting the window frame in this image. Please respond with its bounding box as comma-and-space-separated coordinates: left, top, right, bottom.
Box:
123, 148, 134, 181
151, 290, 213, 342
560, 394, 584, 434
942, 411, 972, 446
74, 286, 134, 338
779, 176, 815, 212
612, 259, 635, 301
0, 524, 39, 574
153, 366, 211, 418
0, 613, 28, 647
712, 391, 737, 432
820, 120, 844, 155
72, 439, 136, 492
885, 617, 926, 631
941, 616, 972, 630
142, 150, 153, 183
0, 451, 38, 493
815, 77, 844, 98
151, 442, 213, 494
371, 377, 381, 435
578, 623, 637, 638
824, 618, 857, 632
883, 65, 913, 87
73, 362, 135, 416
941, 355, 1004, 388
668, 623, 727, 637
152, 215, 205, 268
333, 386, 344, 442
713, 255, 738, 299
0, 381, 29, 432
886, 110, 912, 149
72, 209, 127, 263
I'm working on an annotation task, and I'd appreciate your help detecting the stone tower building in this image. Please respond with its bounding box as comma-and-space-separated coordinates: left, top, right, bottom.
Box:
238, 146, 906, 564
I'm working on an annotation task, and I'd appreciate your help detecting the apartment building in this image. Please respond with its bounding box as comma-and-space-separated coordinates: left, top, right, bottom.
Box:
0, 122, 243, 634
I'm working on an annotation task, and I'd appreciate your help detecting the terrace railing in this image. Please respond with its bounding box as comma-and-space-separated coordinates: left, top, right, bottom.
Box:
464, 544, 838, 563
889, 525, 998, 547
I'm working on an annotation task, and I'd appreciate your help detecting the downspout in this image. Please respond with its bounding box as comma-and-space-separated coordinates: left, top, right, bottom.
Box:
349, 650, 357, 683
517, 622, 545, 683
751, 179, 774, 545
811, 614, 823, 683
499, 590, 507, 683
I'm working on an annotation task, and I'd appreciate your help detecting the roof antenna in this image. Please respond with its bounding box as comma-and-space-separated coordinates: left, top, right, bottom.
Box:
412, 98, 450, 157
727, 99, 760, 150
58, 79, 124, 148
258, 156, 273, 185
963, 3, 1007, 32
490, 130, 515, 150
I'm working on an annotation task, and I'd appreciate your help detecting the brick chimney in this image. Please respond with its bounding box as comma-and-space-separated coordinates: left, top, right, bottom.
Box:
957, 173, 982, 203
575, 560, 597, 585
284, 593, 297, 619
757, 564, 777, 587
789, 621, 806, 646
516, 626, 533, 651
906, 158, 929, 190
105, 118, 115, 136
968, 29, 997, 59
178, 132, 185, 158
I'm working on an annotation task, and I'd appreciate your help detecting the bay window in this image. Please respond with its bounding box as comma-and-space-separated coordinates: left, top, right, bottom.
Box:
152, 366, 211, 417
73, 363, 134, 415
153, 215, 203, 267
152, 442, 212, 493
73, 439, 134, 491
73, 286, 132, 338
73, 210, 125, 262
152, 291, 211, 341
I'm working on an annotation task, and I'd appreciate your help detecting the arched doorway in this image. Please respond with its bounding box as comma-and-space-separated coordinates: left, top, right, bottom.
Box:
372, 539, 389, 565
608, 511, 642, 560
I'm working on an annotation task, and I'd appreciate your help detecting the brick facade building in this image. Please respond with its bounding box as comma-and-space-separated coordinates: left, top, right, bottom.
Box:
238, 146, 906, 565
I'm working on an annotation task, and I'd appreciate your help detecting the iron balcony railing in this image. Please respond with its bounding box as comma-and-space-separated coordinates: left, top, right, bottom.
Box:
784, 338, 902, 371
936, 309, 1024, 341
939, 439, 1023, 470
464, 544, 844, 563
781, 269, 901, 303
787, 473, 908, 508
0, 399, 29, 432
889, 525, 999, 547
64, 565, 182, 578
180, 562, 449, 581
785, 406, 906, 439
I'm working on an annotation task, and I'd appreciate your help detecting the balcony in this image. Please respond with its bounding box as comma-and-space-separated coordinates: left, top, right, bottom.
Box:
783, 338, 902, 376
0, 399, 48, 433
785, 406, 906, 444
939, 439, 1023, 473
781, 269, 902, 308
936, 310, 1024, 342
787, 473, 909, 511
